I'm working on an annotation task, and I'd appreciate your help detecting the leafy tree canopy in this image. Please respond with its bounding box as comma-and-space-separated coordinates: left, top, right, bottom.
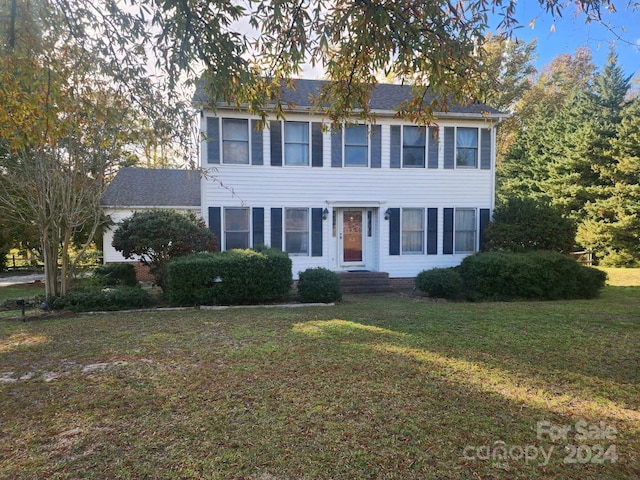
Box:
484, 197, 577, 254
111, 210, 218, 292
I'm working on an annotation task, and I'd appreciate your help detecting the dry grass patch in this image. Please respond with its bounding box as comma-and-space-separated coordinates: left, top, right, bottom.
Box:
0, 286, 638, 479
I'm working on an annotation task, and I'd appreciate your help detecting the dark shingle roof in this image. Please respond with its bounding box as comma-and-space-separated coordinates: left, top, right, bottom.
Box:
101, 168, 200, 207
194, 78, 505, 117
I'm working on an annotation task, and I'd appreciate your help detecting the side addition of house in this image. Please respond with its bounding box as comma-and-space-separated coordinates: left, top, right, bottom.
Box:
199, 80, 507, 284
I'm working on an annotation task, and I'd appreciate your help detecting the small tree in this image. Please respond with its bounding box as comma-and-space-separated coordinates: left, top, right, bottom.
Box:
112, 210, 217, 291
484, 197, 576, 253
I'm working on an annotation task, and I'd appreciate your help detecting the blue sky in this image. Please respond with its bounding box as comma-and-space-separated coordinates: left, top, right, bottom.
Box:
500, 2, 640, 78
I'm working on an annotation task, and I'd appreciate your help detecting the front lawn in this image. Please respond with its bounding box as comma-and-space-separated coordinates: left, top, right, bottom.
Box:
1, 287, 638, 479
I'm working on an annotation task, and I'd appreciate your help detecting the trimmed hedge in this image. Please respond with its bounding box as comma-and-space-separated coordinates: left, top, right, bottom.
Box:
415, 267, 463, 299
93, 262, 138, 287
52, 286, 153, 312
458, 251, 607, 301
166, 248, 292, 306
297, 267, 342, 303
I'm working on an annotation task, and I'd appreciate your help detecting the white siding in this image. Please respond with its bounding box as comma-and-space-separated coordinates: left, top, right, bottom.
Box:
201, 112, 496, 278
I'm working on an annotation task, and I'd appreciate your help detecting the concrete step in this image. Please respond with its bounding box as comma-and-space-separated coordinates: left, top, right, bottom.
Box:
337, 272, 393, 294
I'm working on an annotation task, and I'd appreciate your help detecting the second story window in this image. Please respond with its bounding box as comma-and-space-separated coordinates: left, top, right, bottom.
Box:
222, 118, 249, 164
403, 126, 426, 168
456, 127, 478, 167
344, 125, 368, 167
285, 122, 309, 166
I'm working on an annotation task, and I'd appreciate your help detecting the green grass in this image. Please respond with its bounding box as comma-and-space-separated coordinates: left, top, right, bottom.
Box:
599, 267, 640, 286
1, 285, 638, 479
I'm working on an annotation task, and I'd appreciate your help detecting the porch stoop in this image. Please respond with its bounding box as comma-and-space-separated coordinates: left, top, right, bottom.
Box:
337, 271, 394, 295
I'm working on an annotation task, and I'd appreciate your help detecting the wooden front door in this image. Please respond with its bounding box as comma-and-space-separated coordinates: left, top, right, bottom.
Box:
342, 210, 363, 264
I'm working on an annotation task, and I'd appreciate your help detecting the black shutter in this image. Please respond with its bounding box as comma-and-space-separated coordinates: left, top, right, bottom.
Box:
209, 207, 221, 249
428, 126, 439, 169
270, 208, 282, 250
206, 117, 220, 164
443, 208, 454, 254
371, 124, 382, 168
390, 126, 401, 168
331, 125, 342, 167
270, 121, 282, 166
427, 208, 438, 255
251, 120, 263, 165
253, 207, 264, 246
311, 208, 323, 256
479, 208, 491, 251
388, 208, 400, 255
444, 127, 454, 169
312, 122, 323, 167
480, 128, 491, 170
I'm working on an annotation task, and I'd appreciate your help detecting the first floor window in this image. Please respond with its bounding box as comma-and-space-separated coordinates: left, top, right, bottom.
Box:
344, 124, 368, 167
455, 209, 476, 253
222, 118, 249, 164
285, 208, 309, 254
402, 208, 424, 254
285, 122, 309, 165
456, 127, 478, 167
225, 207, 250, 249
403, 126, 426, 168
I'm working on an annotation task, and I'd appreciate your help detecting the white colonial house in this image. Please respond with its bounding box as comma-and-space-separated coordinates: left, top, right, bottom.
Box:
197, 79, 506, 285
101, 80, 506, 287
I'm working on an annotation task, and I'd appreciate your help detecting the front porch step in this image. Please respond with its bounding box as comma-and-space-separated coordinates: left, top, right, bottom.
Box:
337, 272, 394, 295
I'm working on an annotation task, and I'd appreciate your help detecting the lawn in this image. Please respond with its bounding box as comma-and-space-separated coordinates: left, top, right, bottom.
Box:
1, 283, 638, 479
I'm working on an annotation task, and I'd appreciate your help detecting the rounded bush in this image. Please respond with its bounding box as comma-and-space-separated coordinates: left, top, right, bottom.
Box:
166, 248, 292, 306
52, 286, 153, 312
415, 267, 463, 299
458, 251, 607, 301
297, 267, 342, 303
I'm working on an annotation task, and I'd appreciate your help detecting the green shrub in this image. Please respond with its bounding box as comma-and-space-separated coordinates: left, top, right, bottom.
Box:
458, 251, 607, 301
415, 267, 463, 299
52, 286, 153, 312
166, 248, 292, 306
93, 263, 138, 287
297, 267, 342, 303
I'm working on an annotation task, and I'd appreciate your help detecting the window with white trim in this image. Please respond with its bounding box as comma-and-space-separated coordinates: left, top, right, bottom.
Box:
285, 208, 309, 255
344, 124, 368, 167
456, 127, 478, 168
284, 122, 309, 166
222, 118, 249, 164
402, 208, 424, 254
403, 126, 426, 168
455, 208, 476, 253
224, 207, 250, 249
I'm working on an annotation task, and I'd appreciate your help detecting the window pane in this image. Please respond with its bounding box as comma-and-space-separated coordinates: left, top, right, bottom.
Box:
285, 232, 309, 254
285, 208, 309, 255
455, 209, 476, 253
222, 119, 249, 164
403, 126, 425, 167
345, 146, 368, 166
404, 126, 426, 146
226, 232, 249, 250
285, 144, 309, 165
285, 122, 308, 143
345, 125, 367, 145
223, 119, 249, 141
402, 208, 424, 254
284, 122, 309, 165
457, 128, 477, 147
225, 208, 249, 231
223, 142, 249, 164
456, 128, 477, 167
